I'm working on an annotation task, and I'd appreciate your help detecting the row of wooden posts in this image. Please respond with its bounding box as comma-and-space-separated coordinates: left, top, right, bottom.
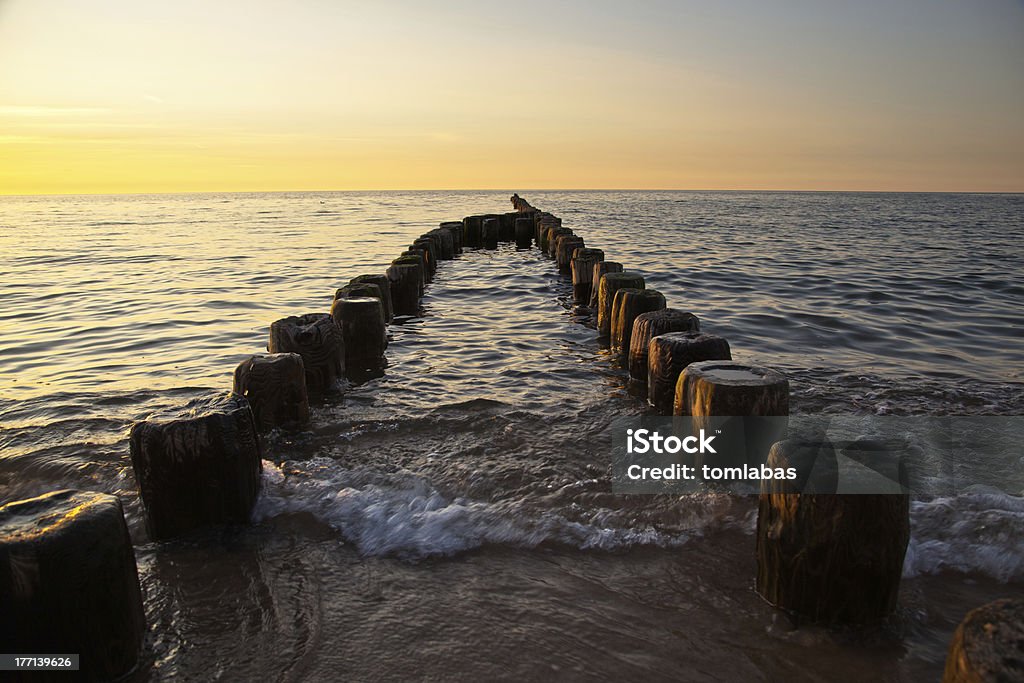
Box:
0, 195, 1017, 682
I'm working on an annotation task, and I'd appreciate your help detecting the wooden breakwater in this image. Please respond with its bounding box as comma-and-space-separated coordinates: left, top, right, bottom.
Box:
1, 192, 1015, 681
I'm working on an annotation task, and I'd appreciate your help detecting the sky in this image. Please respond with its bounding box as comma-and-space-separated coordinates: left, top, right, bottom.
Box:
1, 0, 1022, 194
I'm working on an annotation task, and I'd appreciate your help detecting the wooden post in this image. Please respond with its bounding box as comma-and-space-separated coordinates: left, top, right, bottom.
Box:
232, 353, 310, 431
536, 214, 561, 247
129, 393, 263, 540
386, 262, 422, 316
757, 440, 910, 624
943, 599, 1024, 682
425, 228, 454, 260
268, 313, 346, 393
676, 360, 789, 469
408, 243, 436, 280
462, 215, 484, 249
628, 309, 701, 383
546, 227, 573, 258
349, 274, 393, 323
330, 296, 387, 368
439, 221, 463, 254
482, 217, 500, 250
500, 213, 518, 241
589, 261, 624, 308
515, 217, 533, 248
646, 332, 731, 414
610, 288, 666, 358
0, 490, 146, 682
596, 271, 644, 338
555, 235, 586, 273
394, 254, 426, 291
570, 248, 605, 304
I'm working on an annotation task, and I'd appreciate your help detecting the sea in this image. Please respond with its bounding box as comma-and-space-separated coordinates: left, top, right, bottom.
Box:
1, 190, 1022, 681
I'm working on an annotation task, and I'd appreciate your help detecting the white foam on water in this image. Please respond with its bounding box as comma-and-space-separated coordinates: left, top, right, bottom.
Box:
255, 459, 694, 559
904, 488, 1024, 582
258, 460, 1024, 581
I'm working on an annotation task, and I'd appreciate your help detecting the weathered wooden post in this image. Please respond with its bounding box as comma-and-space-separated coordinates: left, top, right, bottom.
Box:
555, 235, 586, 273
536, 214, 561, 247
757, 440, 910, 624
588, 261, 624, 308
546, 227, 573, 258
570, 248, 605, 304
482, 217, 500, 250
515, 217, 534, 248
463, 215, 484, 249
413, 236, 439, 267
0, 490, 146, 682
407, 244, 435, 281
418, 233, 444, 266
943, 598, 1024, 682
387, 261, 422, 316
440, 221, 463, 254
646, 332, 731, 414
628, 309, 701, 383
610, 288, 666, 358
500, 213, 518, 241
596, 271, 644, 338
330, 296, 387, 368
268, 313, 346, 393
349, 274, 393, 323
130, 393, 263, 540
335, 281, 383, 309
232, 353, 310, 431
676, 360, 789, 469
427, 228, 455, 260
393, 254, 426, 291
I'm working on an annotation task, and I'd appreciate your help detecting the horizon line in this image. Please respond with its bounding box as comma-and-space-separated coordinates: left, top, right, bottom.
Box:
3, 187, 1023, 198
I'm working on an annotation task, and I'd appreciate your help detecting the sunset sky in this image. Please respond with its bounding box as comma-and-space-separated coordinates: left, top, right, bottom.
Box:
1, 0, 1022, 194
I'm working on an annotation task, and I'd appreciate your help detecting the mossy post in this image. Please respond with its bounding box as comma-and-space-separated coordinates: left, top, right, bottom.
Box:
232, 353, 310, 431
0, 490, 146, 682
943, 599, 1024, 682
268, 312, 346, 393
129, 393, 263, 540
647, 332, 731, 414
555, 235, 586, 273
610, 288, 666, 358
386, 261, 422, 316
570, 248, 605, 304
330, 296, 387, 369
349, 274, 393, 323
628, 309, 701, 383
596, 271, 644, 338
482, 217, 500, 250
589, 261, 624, 308
756, 440, 910, 625
676, 360, 789, 469
515, 217, 534, 249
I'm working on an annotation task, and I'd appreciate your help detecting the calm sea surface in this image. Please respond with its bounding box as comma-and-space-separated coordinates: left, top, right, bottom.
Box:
1, 191, 1022, 680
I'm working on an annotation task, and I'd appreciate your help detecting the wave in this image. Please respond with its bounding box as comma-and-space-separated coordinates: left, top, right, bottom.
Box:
903, 489, 1024, 582
256, 460, 1024, 582
254, 459, 695, 560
